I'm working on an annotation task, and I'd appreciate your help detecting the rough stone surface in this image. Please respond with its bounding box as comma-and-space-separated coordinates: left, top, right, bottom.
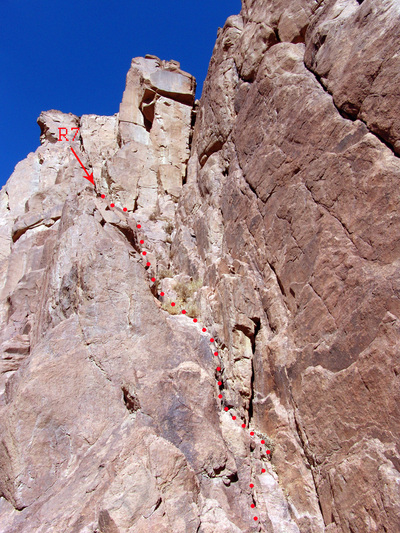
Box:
304, 0, 400, 155
0, 50, 297, 532
1, 1, 400, 532
171, 1, 400, 532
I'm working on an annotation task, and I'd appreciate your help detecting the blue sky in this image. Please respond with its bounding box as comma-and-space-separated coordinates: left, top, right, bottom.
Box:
0, 0, 241, 186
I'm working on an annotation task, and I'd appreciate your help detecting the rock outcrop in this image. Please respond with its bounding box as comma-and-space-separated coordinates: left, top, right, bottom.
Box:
172, 0, 400, 531
1, 1, 400, 532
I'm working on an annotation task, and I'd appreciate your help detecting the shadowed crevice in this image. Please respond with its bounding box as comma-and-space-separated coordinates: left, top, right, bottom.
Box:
303, 62, 399, 159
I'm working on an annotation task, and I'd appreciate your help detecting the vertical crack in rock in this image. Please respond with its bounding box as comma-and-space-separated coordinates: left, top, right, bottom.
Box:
140, 88, 157, 132
292, 400, 326, 524
269, 261, 286, 298
248, 317, 260, 423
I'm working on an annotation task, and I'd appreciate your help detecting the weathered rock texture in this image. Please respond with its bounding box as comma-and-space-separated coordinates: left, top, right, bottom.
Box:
1, 1, 400, 532
171, 0, 400, 531
0, 53, 297, 533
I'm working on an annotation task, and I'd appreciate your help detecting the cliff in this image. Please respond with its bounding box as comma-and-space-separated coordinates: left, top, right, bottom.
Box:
1, 1, 399, 532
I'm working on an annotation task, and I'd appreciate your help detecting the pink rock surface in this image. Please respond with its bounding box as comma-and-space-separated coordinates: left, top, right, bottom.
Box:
1, 2, 400, 532
172, 1, 400, 531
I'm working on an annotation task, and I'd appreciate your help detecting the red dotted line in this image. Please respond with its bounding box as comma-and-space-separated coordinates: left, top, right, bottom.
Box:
100, 193, 272, 523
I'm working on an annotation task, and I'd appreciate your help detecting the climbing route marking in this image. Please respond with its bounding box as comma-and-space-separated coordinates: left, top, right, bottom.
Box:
97, 193, 273, 526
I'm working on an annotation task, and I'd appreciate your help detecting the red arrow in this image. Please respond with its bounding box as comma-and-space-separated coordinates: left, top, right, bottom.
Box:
70, 147, 94, 185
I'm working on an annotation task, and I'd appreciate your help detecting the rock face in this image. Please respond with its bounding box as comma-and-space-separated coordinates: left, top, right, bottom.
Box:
1, 2, 400, 532
172, 0, 400, 532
